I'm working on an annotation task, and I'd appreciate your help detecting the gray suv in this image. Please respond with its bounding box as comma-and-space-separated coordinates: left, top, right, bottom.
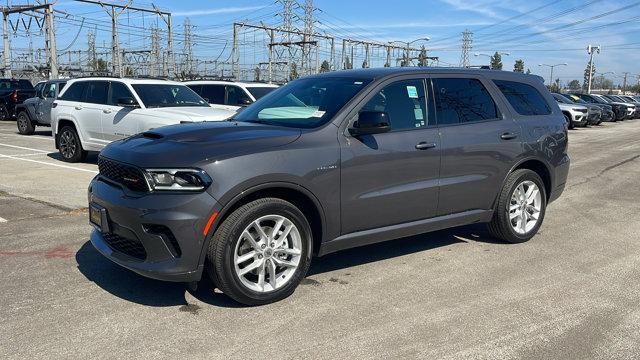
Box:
88, 68, 569, 305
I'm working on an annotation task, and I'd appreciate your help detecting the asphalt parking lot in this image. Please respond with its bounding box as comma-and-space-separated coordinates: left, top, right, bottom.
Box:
1, 120, 640, 359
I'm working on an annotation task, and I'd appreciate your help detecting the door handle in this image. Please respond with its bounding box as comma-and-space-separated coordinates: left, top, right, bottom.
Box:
415, 142, 437, 150
74, 106, 83, 110
500, 132, 518, 140
103, 109, 112, 114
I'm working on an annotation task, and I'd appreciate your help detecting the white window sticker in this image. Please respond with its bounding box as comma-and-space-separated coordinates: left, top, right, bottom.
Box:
312, 110, 326, 118
406, 86, 419, 99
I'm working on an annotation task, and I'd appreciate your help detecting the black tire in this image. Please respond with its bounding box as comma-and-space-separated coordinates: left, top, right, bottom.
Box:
58, 126, 87, 163
564, 114, 574, 130
206, 198, 313, 306
0, 105, 9, 121
16, 111, 35, 135
488, 169, 547, 244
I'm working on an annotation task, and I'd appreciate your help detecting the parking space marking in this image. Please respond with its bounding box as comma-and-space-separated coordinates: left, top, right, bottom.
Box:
0, 154, 97, 174
0, 143, 50, 153
0, 217, 6, 223
0, 132, 53, 141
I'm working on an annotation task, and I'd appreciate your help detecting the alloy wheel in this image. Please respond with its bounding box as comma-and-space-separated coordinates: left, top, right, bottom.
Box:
233, 214, 302, 293
508, 180, 542, 235
59, 130, 77, 159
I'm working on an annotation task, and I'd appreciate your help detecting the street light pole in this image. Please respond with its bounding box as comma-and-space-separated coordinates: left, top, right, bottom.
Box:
587, 45, 600, 94
390, 37, 430, 67
538, 63, 567, 88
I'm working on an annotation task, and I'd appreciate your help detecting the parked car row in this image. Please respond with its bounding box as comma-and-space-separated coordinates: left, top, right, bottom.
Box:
551, 92, 640, 129
5, 77, 279, 162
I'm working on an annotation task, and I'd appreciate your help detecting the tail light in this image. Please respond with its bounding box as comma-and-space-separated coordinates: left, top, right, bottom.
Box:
10, 90, 18, 103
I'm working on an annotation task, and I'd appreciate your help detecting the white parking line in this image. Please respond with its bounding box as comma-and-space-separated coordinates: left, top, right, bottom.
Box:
0, 132, 53, 141
0, 143, 50, 153
0, 154, 97, 174
0, 217, 7, 223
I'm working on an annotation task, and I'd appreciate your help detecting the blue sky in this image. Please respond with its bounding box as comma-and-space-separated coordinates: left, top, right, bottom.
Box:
12, 0, 640, 84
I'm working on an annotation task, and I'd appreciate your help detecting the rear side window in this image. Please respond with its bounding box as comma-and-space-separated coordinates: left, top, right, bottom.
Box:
83, 81, 109, 104
433, 78, 499, 125
17, 80, 34, 90
360, 79, 429, 130
225, 86, 252, 106
59, 82, 86, 101
109, 82, 134, 105
494, 80, 551, 116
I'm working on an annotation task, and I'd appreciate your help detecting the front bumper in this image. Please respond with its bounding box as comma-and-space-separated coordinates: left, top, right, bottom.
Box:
570, 111, 588, 125
88, 177, 220, 282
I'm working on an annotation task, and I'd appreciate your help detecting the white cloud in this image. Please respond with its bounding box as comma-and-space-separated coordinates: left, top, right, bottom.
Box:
172, 6, 265, 17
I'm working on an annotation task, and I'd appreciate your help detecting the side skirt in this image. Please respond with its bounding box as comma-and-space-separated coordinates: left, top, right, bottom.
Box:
318, 209, 493, 256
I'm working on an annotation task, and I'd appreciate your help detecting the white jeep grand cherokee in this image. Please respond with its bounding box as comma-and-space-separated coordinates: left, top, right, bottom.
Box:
51, 77, 235, 162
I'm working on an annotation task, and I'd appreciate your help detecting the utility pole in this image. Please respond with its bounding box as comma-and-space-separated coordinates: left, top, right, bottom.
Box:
182, 18, 194, 77
150, 27, 160, 77
43, 1, 58, 78
460, 29, 472, 68
2, 12, 9, 78
302, 0, 314, 76
587, 45, 600, 94
622, 72, 629, 94
87, 31, 97, 73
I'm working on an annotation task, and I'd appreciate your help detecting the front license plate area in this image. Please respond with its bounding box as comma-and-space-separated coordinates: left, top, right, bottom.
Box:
89, 203, 110, 233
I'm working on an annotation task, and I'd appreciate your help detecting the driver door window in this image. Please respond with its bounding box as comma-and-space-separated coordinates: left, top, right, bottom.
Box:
360, 79, 429, 131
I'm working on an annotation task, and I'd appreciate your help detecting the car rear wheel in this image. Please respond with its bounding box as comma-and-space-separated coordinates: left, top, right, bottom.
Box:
488, 169, 547, 244
58, 126, 87, 163
16, 111, 35, 135
206, 198, 313, 306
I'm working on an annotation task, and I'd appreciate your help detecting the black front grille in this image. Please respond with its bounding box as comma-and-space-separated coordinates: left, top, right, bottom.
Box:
103, 233, 147, 260
98, 157, 149, 192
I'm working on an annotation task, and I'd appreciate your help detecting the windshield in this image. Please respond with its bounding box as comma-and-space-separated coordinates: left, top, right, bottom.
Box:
566, 94, 586, 104
593, 96, 611, 104
246, 86, 278, 100
233, 77, 371, 128
132, 84, 209, 108
0, 79, 34, 90
552, 94, 571, 103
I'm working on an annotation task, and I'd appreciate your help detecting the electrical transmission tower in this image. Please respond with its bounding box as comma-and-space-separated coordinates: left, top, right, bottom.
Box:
87, 31, 97, 73
302, 0, 315, 76
150, 27, 161, 77
182, 18, 194, 77
460, 29, 472, 68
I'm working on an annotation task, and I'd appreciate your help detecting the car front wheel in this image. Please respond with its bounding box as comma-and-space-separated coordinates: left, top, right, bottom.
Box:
206, 198, 313, 306
17, 111, 35, 135
488, 169, 547, 243
58, 126, 87, 163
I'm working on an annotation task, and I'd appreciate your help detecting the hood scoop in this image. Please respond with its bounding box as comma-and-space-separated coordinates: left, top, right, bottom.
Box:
141, 131, 164, 139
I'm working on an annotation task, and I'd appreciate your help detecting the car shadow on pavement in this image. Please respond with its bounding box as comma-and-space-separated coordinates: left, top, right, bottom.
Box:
75, 224, 503, 308
75, 241, 242, 308
47, 151, 98, 164
308, 223, 503, 276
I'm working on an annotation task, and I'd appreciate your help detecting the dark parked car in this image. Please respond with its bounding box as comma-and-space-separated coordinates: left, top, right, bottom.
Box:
88, 68, 569, 305
15, 79, 66, 135
602, 95, 636, 119
563, 93, 614, 122
0, 78, 36, 121
552, 93, 601, 126
571, 93, 627, 121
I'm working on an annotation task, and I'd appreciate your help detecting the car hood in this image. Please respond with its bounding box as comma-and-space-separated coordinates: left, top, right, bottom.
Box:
144, 106, 235, 121
100, 121, 302, 168
557, 103, 587, 111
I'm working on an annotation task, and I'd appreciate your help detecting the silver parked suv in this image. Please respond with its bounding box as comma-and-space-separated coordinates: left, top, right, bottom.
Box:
88, 68, 569, 305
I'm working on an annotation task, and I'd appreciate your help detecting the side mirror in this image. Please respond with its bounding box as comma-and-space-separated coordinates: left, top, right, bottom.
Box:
349, 111, 391, 136
238, 98, 252, 106
118, 97, 139, 108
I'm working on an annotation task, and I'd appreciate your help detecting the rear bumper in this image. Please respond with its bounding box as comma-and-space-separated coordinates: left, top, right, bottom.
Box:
549, 154, 570, 204
88, 177, 220, 282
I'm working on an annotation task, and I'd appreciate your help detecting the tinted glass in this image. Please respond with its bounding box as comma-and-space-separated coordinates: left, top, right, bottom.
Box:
234, 77, 371, 129
34, 82, 45, 97
43, 83, 57, 98
196, 84, 225, 104
360, 79, 429, 130
493, 80, 550, 116
132, 84, 208, 108
59, 82, 86, 101
0, 79, 33, 90
58, 82, 66, 93
109, 82, 134, 105
226, 86, 251, 106
84, 81, 109, 104
434, 78, 499, 124
246, 86, 277, 100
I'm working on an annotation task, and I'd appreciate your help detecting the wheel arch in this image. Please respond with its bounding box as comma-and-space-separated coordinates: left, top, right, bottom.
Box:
509, 158, 553, 201
54, 118, 79, 149
198, 182, 327, 271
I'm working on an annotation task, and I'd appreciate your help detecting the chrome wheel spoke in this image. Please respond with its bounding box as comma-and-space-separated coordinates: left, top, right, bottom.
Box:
509, 180, 543, 235
242, 230, 260, 251
253, 221, 269, 242
267, 259, 277, 290
272, 257, 297, 268
236, 251, 256, 265
238, 258, 262, 276
275, 247, 301, 256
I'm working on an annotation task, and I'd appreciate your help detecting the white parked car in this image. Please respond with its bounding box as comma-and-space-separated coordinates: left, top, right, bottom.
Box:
184, 80, 279, 111
51, 78, 235, 162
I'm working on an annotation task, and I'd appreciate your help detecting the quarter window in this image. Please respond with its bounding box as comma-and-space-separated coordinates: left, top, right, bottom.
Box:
493, 80, 551, 116
226, 86, 251, 106
197, 84, 225, 104
433, 78, 499, 125
360, 79, 429, 131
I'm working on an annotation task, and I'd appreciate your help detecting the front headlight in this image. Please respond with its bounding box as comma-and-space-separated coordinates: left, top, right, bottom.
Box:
144, 169, 212, 191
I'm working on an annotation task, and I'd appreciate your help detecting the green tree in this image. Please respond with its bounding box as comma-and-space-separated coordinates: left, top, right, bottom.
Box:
513, 59, 524, 73
526, 68, 531, 75
384, 61, 391, 68
254, 67, 261, 82
362, 59, 369, 68
320, 60, 331, 73
490, 52, 503, 70
549, 78, 560, 93
567, 79, 581, 90
289, 63, 299, 81
418, 46, 428, 67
